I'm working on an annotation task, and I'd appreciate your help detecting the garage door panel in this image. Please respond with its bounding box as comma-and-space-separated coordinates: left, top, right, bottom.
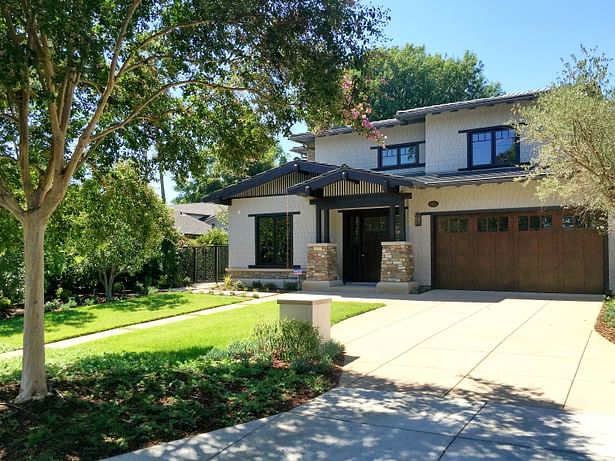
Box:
435, 211, 604, 294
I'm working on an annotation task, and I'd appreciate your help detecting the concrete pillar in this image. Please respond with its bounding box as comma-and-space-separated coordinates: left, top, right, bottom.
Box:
277, 295, 332, 341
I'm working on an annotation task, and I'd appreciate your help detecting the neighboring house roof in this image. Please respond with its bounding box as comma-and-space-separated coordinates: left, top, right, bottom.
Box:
173, 210, 212, 235
289, 90, 544, 144
169, 203, 225, 219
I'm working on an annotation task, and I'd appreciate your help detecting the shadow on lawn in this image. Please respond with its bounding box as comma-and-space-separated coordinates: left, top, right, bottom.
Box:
0, 345, 326, 461
0, 308, 99, 338
104, 292, 189, 312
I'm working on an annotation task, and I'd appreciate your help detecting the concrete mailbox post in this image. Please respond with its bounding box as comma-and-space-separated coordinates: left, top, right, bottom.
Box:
277, 294, 332, 341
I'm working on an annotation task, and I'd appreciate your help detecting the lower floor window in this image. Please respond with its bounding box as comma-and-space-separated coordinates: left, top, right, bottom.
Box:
256, 214, 293, 267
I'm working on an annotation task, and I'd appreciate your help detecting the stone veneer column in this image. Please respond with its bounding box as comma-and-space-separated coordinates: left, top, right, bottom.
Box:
303, 243, 343, 291
376, 241, 419, 294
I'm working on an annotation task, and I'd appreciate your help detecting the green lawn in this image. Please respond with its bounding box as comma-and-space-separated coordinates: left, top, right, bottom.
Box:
57, 300, 384, 357
0, 292, 245, 352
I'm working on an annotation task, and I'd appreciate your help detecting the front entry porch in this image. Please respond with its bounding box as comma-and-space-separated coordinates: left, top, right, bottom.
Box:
288, 165, 418, 294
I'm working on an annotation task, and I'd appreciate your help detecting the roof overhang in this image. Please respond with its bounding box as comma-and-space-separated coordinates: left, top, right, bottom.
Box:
411, 167, 534, 188
201, 160, 337, 204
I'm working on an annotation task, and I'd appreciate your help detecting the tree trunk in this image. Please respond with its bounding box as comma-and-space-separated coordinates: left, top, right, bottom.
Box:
16, 215, 48, 403
104, 269, 115, 302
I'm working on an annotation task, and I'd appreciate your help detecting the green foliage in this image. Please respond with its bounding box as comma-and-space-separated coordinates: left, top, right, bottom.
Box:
112, 282, 125, 295
55, 287, 72, 304
516, 47, 615, 214
364, 45, 503, 119
0, 296, 12, 317
67, 163, 176, 298
253, 319, 321, 362
223, 274, 233, 290
251, 281, 264, 290
175, 145, 289, 203
195, 228, 229, 246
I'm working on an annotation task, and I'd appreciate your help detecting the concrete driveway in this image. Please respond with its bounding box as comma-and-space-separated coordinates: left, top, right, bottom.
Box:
336, 290, 613, 413
109, 291, 615, 461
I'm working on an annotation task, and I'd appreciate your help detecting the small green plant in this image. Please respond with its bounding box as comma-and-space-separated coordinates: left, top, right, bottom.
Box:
263, 282, 277, 292
44, 299, 63, 312
55, 287, 73, 303
182, 276, 193, 286
252, 293, 259, 299
251, 281, 264, 290
0, 296, 12, 317
283, 280, 298, 291
83, 297, 96, 306
233, 280, 246, 291
158, 274, 169, 288
147, 286, 160, 296
223, 274, 233, 290
112, 281, 125, 295
64, 298, 78, 309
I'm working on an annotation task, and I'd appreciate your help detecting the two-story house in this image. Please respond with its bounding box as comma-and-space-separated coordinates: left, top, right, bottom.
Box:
203, 90, 613, 294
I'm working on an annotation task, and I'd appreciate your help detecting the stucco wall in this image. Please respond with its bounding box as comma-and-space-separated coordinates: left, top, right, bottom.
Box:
408, 181, 561, 287
424, 103, 534, 173
228, 196, 315, 269
314, 123, 425, 171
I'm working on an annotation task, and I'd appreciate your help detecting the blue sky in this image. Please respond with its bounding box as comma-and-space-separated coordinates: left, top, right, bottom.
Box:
156, 0, 615, 202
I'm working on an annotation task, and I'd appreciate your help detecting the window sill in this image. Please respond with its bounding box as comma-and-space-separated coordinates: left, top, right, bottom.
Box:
375, 163, 425, 172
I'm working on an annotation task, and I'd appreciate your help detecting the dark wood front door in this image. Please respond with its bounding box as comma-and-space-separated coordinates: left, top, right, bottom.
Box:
434, 211, 605, 293
343, 209, 390, 282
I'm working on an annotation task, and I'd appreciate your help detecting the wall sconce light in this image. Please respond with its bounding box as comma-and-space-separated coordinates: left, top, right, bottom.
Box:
415, 213, 422, 226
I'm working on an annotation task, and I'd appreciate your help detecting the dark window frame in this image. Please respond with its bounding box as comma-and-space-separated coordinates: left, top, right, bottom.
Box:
375, 142, 425, 171
250, 213, 295, 268
466, 126, 520, 169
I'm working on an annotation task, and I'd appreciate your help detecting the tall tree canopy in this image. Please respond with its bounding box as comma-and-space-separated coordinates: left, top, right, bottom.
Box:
0, 0, 386, 402
174, 144, 288, 203
364, 45, 503, 120
517, 48, 615, 214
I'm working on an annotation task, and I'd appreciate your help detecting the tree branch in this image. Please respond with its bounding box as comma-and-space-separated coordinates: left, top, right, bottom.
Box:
90, 79, 248, 142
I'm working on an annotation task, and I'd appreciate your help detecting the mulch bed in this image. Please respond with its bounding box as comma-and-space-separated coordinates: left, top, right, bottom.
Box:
594, 302, 615, 344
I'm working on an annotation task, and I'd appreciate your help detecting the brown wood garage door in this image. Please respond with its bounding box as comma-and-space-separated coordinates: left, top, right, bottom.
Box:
434, 211, 605, 293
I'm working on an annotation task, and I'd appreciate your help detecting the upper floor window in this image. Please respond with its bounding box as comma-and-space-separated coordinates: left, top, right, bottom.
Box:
468, 127, 519, 169
377, 143, 423, 170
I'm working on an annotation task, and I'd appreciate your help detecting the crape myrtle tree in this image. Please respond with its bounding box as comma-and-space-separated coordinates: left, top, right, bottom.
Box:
0, 0, 387, 402
516, 48, 615, 214
68, 162, 175, 302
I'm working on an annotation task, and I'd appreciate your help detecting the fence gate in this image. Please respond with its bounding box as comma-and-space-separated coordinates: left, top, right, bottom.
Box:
178, 245, 228, 283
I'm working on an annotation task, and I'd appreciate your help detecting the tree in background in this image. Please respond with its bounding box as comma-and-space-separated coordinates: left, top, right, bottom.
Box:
175, 145, 288, 203
0, 0, 386, 401
364, 45, 503, 119
68, 163, 175, 302
517, 48, 615, 214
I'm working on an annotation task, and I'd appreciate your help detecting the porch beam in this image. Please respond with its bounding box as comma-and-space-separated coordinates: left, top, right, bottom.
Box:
310, 193, 410, 210
388, 205, 396, 241
399, 202, 407, 241
315, 205, 322, 243
323, 208, 330, 243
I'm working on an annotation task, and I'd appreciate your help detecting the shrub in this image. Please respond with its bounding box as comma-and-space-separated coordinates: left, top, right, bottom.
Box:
44, 299, 63, 312
158, 274, 169, 288
64, 298, 78, 309
135, 281, 147, 295
251, 281, 264, 290
263, 282, 277, 292
182, 276, 193, 286
233, 281, 246, 291
55, 287, 73, 303
283, 280, 298, 291
83, 297, 96, 306
253, 319, 321, 363
112, 281, 125, 295
195, 228, 229, 246
223, 274, 233, 290
0, 296, 11, 317
147, 286, 159, 296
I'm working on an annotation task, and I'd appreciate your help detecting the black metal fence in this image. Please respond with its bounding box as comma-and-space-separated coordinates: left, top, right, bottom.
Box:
178, 245, 228, 283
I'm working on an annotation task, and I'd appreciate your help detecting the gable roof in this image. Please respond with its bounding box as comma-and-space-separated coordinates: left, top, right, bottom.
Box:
289, 89, 544, 144
287, 165, 416, 197
201, 159, 337, 204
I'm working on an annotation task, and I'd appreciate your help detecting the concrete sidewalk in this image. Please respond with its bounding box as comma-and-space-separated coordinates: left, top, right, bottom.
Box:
107, 387, 615, 460
0, 295, 277, 360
